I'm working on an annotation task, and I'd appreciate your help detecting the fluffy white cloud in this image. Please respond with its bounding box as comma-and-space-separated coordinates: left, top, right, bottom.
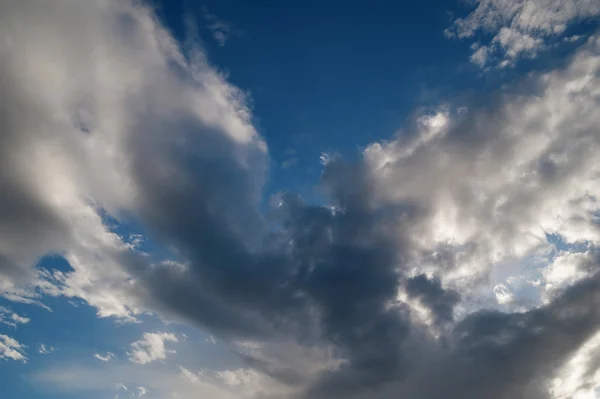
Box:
128, 333, 179, 365
447, 0, 600, 67
33, 361, 267, 399
364, 36, 600, 309
0, 334, 27, 362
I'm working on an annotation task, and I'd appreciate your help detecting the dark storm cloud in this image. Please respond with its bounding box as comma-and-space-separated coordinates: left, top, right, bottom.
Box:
434, 266, 600, 399
405, 274, 460, 326
125, 141, 415, 392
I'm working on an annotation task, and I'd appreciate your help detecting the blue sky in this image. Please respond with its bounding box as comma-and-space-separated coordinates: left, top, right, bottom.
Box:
1, 1, 600, 399
159, 0, 479, 195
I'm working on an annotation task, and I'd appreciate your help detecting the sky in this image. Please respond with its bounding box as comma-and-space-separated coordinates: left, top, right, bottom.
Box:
0, 0, 599, 398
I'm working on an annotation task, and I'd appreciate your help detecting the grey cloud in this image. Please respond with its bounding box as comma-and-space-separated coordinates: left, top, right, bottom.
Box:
0, 0, 413, 390
129, 161, 413, 392
405, 274, 460, 326
320, 263, 600, 399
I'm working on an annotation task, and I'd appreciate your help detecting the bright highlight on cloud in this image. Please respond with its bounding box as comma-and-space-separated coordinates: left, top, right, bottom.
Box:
0, 0, 599, 398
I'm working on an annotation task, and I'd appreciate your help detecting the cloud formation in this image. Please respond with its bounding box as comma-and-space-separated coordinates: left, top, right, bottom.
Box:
0, 334, 27, 362
202, 5, 234, 46
95, 352, 116, 362
0, 306, 30, 328
37, 343, 55, 355
447, 0, 600, 67
128, 333, 179, 365
0, 0, 599, 398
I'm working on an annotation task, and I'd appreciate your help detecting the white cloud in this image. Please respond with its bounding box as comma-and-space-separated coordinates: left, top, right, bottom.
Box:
543, 250, 597, 297
0, 306, 29, 327
3, 1, 600, 398
447, 0, 600, 67
179, 365, 293, 399
128, 333, 179, 365
470, 45, 489, 67
38, 343, 56, 354
205, 335, 217, 344
32, 361, 270, 399
364, 36, 600, 310
550, 330, 600, 399
95, 352, 116, 362
0, 0, 266, 322
493, 283, 515, 305
0, 334, 27, 362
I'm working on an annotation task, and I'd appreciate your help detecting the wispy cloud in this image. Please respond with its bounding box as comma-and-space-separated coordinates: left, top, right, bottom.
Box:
1, 1, 600, 398
94, 352, 116, 362
0, 306, 29, 328
446, 0, 600, 67
38, 343, 55, 355
202, 5, 234, 46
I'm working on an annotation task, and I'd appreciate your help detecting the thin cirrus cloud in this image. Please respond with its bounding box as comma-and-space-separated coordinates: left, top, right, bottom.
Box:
0, 0, 599, 398
37, 343, 55, 355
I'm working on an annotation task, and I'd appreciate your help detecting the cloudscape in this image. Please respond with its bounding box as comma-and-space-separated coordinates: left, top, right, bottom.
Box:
1, 1, 599, 398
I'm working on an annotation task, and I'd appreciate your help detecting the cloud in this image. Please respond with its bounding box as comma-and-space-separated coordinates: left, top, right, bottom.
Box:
446, 0, 600, 67
1, 0, 600, 398
128, 333, 179, 365
202, 6, 234, 46
32, 361, 264, 399
0, 0, 266, 322
0, 334, 27, 362
38, 343, 55, 354
0, 306, 30, 327
95, 352, 116, 362
179, 365, 293, 399
405, 274, 460, 327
